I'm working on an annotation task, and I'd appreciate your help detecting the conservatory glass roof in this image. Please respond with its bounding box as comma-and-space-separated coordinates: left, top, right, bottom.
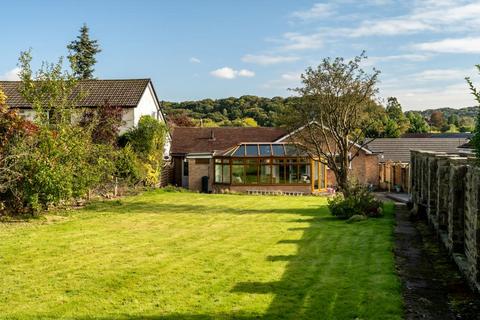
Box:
219, 143, 309, 157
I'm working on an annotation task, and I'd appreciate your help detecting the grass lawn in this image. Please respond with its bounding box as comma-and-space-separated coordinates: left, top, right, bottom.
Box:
0, 190, 402, 319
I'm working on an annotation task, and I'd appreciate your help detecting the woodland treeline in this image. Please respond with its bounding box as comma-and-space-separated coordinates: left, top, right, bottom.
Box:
163, 96, 476, 136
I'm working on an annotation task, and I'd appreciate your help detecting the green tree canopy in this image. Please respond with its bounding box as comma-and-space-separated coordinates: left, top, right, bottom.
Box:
67, 23, 101, 79
405, 111, 429, 133
385, 97, 410, 136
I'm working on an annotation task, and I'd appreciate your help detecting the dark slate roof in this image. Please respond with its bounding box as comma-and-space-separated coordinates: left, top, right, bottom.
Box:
401, 132, 473, 139
0, 79, 151, 108
367, 138, 469, 162
171, 127, 288, 154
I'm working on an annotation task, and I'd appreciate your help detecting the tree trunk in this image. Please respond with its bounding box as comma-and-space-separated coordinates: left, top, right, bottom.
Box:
335, 149, 351, 196
336, 169, 350, 197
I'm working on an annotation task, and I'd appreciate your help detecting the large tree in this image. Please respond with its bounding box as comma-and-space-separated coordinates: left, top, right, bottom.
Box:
385, 97, 410, 136
67, 23, 101, 79
429, 111, 446, 130
283, 53, 380, 194
405, 111, 429, 133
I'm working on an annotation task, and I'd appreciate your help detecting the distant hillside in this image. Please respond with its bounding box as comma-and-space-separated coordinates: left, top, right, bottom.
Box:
418, 106, 478, 119
162, 95, 478, 134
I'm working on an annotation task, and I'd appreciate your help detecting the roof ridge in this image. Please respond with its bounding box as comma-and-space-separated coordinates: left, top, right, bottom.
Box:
0, 78, 151, 83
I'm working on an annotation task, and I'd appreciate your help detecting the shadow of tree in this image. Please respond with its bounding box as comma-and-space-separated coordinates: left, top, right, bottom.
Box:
70, 198, 399, 319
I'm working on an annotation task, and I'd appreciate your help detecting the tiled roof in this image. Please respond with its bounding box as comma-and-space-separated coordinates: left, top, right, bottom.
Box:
401, 132, 473, 139
367, 138, 469, 162
170, 127, 288, 154
0, 79, 151, 108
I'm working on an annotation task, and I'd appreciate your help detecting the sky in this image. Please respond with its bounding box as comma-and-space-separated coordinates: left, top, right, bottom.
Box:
1, 0, 480, 110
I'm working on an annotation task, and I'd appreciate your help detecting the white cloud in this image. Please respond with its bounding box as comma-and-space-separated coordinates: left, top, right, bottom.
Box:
413, 37, 480, 53
238, 69, 255, 77
362, 54, 431, 67
241, 54, 300, 65
210, 67, 237, 79
281, 32, 323, 50
264, 72, 302, 89
189, 57, 201, 63
0, 67, 20, 81
350, 19, 433, 37
210, 67, 255, 79
412, 68, 473, 81
381, 82, 476, 110
291, 3, 334, 20
279, 0, 480, 52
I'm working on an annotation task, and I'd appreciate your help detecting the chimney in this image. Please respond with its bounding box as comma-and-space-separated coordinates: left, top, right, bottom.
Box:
209, 129, 216, 141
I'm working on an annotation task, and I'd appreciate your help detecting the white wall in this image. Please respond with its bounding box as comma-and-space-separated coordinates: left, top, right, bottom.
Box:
134, 83, 171, 157
119, 108, 135, 134
134, 83, 161, 125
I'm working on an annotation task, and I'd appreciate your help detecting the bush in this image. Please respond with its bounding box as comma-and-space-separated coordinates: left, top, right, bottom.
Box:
5, 126, 116, 214
115, 144, 142, 184
119, 116, 167, 186
328, 182, 382, 219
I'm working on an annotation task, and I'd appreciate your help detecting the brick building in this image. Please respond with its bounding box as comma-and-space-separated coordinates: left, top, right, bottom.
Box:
170, 127, 379, 194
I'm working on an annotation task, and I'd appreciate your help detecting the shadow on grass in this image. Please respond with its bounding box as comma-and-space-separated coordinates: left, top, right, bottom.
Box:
84, 200, 324, 218
68, 198, 398, 320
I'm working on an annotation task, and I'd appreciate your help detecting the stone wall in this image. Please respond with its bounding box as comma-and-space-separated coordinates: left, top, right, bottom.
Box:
410, 150, 480, 291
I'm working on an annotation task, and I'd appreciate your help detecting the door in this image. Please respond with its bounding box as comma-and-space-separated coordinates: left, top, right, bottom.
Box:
182, 159, 189, 188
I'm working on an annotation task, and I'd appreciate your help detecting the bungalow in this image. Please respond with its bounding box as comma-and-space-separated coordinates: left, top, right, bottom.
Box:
367, 134, 470, 192
170, 127, 379, 194
0, 78, 171, 155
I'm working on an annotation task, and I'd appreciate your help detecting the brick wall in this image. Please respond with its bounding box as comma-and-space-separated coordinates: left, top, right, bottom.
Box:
213, 184, 312, 194
327, 152, 379, 188
187, 158, 212, 192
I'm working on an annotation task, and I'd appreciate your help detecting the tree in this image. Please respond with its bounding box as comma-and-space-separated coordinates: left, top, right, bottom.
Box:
430, 111, 446, 130
67, 23, 101, 79
80, 102, 124, 145
447, 114, 459, 126
282, 52, 381, 195
168, 111, 196, 127
406, 111, 429, 133
466, 65, 480, 159
385, 97, 409, 136
458, 116, 475, 132
5, 51, 115, 213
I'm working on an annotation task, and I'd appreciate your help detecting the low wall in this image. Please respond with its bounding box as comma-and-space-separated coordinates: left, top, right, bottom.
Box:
410, 150, 480, 291
212, 184, 312, 194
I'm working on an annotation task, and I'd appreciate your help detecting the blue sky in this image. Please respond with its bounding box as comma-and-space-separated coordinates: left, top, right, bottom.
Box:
1, 0, 480, 110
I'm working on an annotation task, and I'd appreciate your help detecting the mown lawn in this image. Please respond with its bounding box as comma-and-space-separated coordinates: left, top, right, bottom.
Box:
0, 190, 402, 319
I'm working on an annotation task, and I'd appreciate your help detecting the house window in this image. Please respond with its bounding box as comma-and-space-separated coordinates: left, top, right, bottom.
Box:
213, 143, 316, 186
232, 159, 245, 184
214, 158, 230, 184
245, 159, 258, 184
259, 159, 272, 184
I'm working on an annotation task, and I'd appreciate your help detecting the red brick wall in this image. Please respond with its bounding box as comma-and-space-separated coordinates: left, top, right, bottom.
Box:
326, 152, 379, 188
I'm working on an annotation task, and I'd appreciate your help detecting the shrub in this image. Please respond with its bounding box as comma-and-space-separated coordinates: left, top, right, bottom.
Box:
5, 126, 117, 214
115, 144, 142, 184
162, 185, 190, 193
119, 116, 167, 186
328, 181, 382, 219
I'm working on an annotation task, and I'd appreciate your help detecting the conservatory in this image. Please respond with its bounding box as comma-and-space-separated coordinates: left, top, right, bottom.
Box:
213, 143, 327, 192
